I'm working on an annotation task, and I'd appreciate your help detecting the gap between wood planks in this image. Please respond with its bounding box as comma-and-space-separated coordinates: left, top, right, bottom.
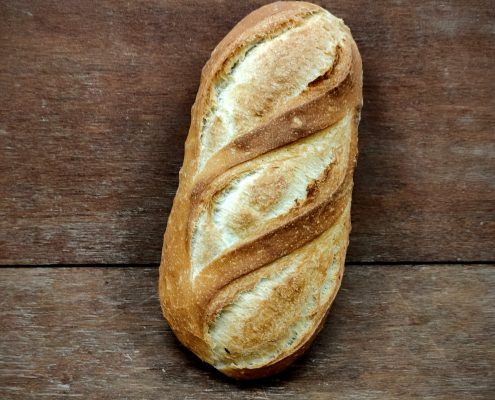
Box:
1, 261, 494, 268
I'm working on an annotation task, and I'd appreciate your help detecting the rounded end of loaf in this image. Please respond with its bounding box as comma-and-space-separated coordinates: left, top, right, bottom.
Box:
213, 267, 344, 380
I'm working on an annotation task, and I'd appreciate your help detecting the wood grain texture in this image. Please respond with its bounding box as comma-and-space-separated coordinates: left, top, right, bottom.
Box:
0, 265, 494, 399
1, 0, 494, 264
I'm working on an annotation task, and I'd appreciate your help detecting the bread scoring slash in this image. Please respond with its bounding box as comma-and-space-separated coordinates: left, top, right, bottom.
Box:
159, 1, 362, 379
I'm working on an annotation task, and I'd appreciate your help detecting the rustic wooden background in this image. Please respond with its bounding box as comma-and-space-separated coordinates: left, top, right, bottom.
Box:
1, 0, 494, 398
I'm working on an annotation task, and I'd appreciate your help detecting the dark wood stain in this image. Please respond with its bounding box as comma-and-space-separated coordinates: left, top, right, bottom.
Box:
0, 0, 493, 264
0, 265, 494, 398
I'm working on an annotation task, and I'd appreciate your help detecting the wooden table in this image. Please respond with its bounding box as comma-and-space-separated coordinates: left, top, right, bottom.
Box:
1, 0, 494, 398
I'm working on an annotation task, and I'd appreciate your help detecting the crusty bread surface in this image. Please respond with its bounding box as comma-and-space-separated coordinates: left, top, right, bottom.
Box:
159, 1, 362, 379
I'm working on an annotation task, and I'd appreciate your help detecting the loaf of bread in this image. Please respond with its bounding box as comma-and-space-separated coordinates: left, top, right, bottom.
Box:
159, 1, 362, 379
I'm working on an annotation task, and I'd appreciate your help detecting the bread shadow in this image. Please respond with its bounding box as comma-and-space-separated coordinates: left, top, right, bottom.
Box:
346, 38, 407, 262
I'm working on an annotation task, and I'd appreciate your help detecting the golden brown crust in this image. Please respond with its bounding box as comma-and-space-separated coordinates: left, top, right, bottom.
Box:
219, 262, 344, 380
159, 1, 362, 379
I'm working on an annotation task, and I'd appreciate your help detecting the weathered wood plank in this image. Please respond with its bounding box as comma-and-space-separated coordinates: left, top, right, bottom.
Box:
0, 0, 494, 264
0, 265, 493, 398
